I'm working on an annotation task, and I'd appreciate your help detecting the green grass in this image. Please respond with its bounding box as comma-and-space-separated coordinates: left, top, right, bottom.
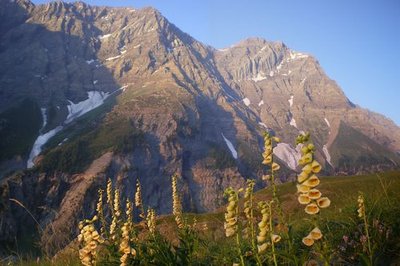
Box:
13, 171, 400, 265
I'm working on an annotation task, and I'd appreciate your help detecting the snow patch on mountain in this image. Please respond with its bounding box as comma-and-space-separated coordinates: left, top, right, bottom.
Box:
221, 133, 238, 159
258, 122, 268, 129
27, 126, 63, 168
243, 98, 251, 106
276, 61, 283, 71
251, 72, 267, 82
288, 95, 294, 107
40, 108, 47, 129
324, 117, 331, 128
323, 145, 332, 166
106, 55, 122, 61
28, 91, 112, 168
99, 34, 111, 40
290, 117, 298, 128
66, 91, 110, 124
288, 51, 309, 61
273, 143, 301, 170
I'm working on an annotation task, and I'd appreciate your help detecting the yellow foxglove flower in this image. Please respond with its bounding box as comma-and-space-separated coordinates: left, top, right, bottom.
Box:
297, 184, 310, 193
317, 197, 331, 208
257, 242, 269, 254
272, 162, 280, 171
302, 235, 314, 246
311, 160, 321, 173
302, 152, 313, 164
302, 164, 313, 174
298, 194, 311, 205
257, 235, 267, 243
305, 203, 320, 215
272, 136, 281, 142
262, 155, 272, 165
310, 227, 322, 240
262, 150, 272, 158
308, 189, 322, 200
304, 175, 320, 187
264, 138, 272, 146
307, 143, 315, 151
301, 146, 309, 154
271, 234, 281, 243
297, 171, 309, 183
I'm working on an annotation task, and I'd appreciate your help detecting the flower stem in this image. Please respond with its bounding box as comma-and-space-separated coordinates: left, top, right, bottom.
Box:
269, 202, 278, 266
363, 212, 373, 265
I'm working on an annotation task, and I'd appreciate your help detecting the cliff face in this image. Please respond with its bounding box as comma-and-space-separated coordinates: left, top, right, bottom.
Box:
0, 0, 399, 253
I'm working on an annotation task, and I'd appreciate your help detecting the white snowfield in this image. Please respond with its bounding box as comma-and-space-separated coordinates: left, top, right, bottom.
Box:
221, 133, 238, 159
66, 91, 110, 124
27, 90, 112, 168
323, 117, 332, 166
323, 145, 332, 166
273, 143, 302, 170
243, 98, 251, 106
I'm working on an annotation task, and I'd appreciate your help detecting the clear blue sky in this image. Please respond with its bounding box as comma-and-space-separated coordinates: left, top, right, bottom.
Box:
33, 0, 400, 125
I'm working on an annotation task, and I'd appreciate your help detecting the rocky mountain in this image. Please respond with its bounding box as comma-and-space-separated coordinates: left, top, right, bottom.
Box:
0, 0, 399, 253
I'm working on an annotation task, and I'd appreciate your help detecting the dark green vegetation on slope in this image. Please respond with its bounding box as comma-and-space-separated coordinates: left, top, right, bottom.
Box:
40, 114, 144, 174
0, 98, 42, 161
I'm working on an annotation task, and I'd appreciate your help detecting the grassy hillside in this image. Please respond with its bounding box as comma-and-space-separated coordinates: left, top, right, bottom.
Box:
12, 170, 400, 265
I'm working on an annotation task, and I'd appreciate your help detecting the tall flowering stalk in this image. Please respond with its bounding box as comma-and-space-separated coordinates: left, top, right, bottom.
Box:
106, 179, 113, 214
119, 220, 136, 266
96, 188, 107, 237
78, 216, 104, 266
135, 179, 146, 220
224, 187, 244, 266
262, 132, 281, 199
260, 132, 282, 266
243, 179, 261, 263
295, 133, 331, 247
146, 208, 156, 235
171, 174, 184, 229
110, 188, 122, 242
257, 201, 270, 255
